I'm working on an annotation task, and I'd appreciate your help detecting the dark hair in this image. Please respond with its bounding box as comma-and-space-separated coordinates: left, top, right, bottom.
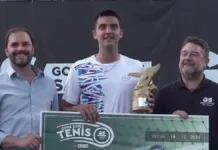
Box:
182, 36, 209, 57
4, 27, 35, 48
94, 9, 121, 28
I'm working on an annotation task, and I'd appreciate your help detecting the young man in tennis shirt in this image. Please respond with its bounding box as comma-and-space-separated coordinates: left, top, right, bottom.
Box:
61, 10, 154, 122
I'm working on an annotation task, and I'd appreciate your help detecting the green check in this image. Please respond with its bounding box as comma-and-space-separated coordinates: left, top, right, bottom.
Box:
40, 111, 209, 150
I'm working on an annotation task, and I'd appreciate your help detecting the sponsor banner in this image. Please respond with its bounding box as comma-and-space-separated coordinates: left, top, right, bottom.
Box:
40, 111, 209, 150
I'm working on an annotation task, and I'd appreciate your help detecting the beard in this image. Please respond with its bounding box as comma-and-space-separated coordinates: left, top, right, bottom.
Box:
9, 51, 32, 68
180, 64, 204, 80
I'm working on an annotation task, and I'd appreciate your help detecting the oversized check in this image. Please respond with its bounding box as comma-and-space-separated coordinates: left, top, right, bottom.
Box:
40, 111, 209, 150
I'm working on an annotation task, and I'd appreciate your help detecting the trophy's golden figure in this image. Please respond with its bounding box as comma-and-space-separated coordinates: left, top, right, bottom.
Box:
128, 64, 160, 113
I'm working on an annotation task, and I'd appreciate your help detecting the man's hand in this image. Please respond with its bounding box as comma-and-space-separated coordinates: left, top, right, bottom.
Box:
173, 110, 189, 120
16, 135, 41, 150
2, 135, 41, 150
72, 104, 99, 123
134, 93, 155, 114
145, 92, 155, 113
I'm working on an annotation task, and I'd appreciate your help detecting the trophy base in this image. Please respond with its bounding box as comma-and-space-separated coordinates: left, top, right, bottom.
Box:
132, 96, 149, 113
132, 106, 149, 113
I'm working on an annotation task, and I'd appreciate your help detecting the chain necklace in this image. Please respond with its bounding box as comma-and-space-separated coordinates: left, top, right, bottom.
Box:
96, 55, 121, 74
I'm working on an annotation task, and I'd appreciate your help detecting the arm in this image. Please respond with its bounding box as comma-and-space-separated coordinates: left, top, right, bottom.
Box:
153, 88, 167, 114
60, 101, 76, 111
60, 65, 99, 123
60, 66, 81, 111
51, 89, 59, 111
0, 132, 9, 148
1, 136, 20, 148
1, 134, 41, 149
153, 87, 188, 119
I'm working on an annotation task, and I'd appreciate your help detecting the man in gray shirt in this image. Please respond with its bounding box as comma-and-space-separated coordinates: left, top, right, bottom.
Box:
0, 27, 59, 150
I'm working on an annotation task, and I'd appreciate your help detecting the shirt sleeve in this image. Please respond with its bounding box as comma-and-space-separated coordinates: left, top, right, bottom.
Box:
153, 88, 167, 114
0, 131, 8, 145
62, 66, 81, 105
51, 90, 59, 111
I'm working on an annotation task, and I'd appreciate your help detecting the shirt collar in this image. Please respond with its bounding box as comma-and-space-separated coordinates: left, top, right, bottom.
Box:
7, 64, 45, 78
7, 64, 16, 77
177, 74, 209, 89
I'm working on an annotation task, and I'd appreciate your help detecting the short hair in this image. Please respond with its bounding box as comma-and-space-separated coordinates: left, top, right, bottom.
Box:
4, 27, 35, 48
94, 9, 121, 28
182, 36, 209, 57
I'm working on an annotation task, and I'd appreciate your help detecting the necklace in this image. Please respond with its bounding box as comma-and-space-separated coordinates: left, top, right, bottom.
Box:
96, 55, 121, 74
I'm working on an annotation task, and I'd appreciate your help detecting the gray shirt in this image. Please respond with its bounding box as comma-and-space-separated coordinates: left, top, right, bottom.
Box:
0, 65, 59, 150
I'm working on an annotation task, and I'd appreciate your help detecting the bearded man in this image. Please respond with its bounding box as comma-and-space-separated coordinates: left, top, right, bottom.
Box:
151, 36, 218, 150
0, 27, 59, 150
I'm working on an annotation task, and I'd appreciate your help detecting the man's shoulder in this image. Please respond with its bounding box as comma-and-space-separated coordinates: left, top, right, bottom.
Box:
41, 74, 56, 87
0, 71, 8, 77
121, 55, 143, 67
0, 71, 10, 83
205, 78, 218, 88
71, 55, 95, 69
43, 74, 55, 81
158, 80, 179, 93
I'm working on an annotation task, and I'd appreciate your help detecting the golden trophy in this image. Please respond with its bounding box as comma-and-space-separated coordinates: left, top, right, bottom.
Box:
128, 64, 160, 113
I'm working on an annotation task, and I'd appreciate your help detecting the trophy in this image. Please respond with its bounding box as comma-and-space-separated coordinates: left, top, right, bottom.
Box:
128, 64, 160, 113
